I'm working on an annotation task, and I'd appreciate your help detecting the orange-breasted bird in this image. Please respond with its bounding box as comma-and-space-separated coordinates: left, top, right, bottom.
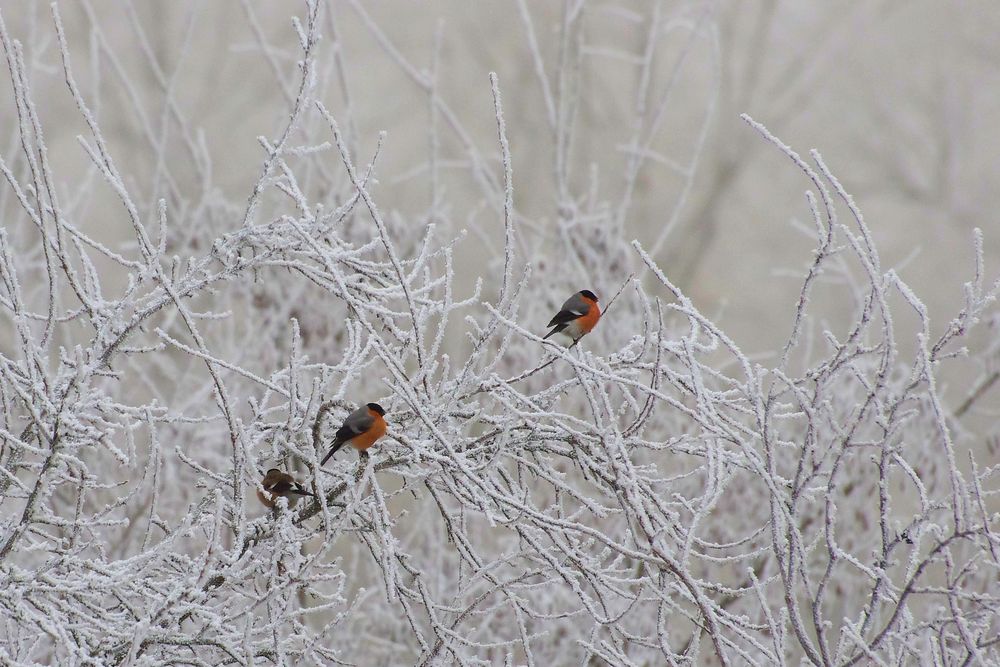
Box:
543, 289, 601, 341
320, 403, 387, 465
257, 468, 314, 508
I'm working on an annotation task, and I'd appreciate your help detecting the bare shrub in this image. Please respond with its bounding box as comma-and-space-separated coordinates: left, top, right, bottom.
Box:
1, 3, 998, 665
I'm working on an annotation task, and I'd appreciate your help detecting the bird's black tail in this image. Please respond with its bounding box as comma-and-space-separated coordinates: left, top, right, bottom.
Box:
543, 325, 565, 340
320, 441, 345, 466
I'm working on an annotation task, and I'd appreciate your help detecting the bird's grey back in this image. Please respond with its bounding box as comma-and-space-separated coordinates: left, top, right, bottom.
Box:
345, 405, 374, 434
561, 292, 590, 316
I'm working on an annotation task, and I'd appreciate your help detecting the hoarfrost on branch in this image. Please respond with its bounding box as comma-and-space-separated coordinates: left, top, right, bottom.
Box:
0, 3, 998, 665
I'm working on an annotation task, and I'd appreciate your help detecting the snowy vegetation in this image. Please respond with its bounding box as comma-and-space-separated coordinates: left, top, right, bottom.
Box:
1, 2, 999, 665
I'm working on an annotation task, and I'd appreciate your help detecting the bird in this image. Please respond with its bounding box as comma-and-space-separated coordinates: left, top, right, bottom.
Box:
257, 468, 314, 509
543, 289, 601, 342
320, 403, 387, 465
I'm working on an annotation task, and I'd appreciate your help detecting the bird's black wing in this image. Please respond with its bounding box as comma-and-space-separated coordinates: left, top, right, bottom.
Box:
546, 293, 590, 329
546, 308, 584, 328
332, 420, 365, 446
266, 478, 294, 494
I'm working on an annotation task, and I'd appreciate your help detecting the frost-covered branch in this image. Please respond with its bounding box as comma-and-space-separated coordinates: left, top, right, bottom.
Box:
1, 3, 998, 666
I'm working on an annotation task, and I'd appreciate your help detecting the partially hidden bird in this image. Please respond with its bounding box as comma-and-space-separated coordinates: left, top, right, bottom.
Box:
320, 402, 387, 465
543, 289, 601, 341
257, 468, 314, 508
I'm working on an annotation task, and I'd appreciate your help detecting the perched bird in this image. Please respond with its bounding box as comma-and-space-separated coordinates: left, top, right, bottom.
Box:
543, 289, 601, 342
257, 468, 314, 509
320, 403, 387, 465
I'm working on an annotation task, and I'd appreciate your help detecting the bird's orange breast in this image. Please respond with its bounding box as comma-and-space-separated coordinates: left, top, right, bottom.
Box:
578, 298, 601, 334
350, 410, 387, 450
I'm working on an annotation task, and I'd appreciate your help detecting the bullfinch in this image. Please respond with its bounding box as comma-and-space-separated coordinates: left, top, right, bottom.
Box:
257, 468, 314, 508
543, 289, 601, 341
320, 403, 387, 465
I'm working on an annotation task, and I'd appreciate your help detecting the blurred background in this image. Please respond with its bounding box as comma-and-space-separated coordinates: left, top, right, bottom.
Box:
2, 0, 998, 397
